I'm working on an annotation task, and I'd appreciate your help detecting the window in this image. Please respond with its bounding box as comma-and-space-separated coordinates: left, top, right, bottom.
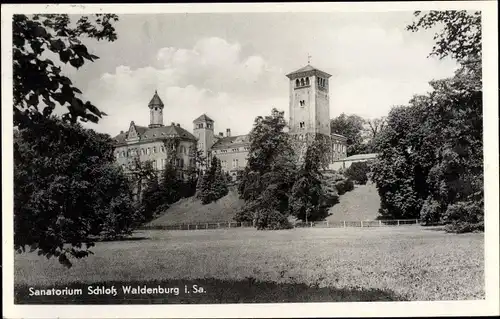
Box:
161, 146, 165, 153
116, 152, 120, 159
152, 160, 157, 170
300, 78, 305, 86
305, 77, 309, 85
147, 148, 151, 155
198, 123, 203, 129
153, 147, 157, 153
232, 148, 238, 152
299, 100, 305, 107
233, 159, 238, 168
299, 122, 305, 129
180, 158, 184, 168
295, 79, 300, 87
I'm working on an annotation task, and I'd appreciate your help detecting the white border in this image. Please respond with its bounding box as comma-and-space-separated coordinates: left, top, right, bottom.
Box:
2, 2, 499, 318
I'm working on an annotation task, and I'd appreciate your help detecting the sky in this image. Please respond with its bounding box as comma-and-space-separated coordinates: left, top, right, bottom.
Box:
60, 12, 459, 137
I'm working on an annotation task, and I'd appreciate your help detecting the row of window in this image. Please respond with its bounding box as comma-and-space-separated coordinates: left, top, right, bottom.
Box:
294, 77, 328, 88
123, 157, 195, 170
116, 145, 192, 158
220, 158, 247, 169
214, 146, 249, 154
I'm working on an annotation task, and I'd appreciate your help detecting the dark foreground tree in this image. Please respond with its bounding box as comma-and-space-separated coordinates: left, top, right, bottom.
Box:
14, 115, 141, 268
13, 14, 119, 128
236, 109, 296, 229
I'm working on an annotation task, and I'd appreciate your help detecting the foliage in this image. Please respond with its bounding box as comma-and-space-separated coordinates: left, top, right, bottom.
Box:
197, 157, 229, 205
407, 10, 481, 63
334, 179, 355, 196
236, 109, 296, 229
330, 113, 367, 156
290, 139, 330, 222
14, 115, 140, 268
345, 162, 370, 185
13, 14, 119, 128
372, 10, 483, 230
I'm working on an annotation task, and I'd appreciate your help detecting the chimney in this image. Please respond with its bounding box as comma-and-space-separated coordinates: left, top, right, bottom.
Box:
219, 132, 223, 137
226, 128, 231, 137
176, 123, 180, 127
120, 130, 124, 134
171, 122, 175, 126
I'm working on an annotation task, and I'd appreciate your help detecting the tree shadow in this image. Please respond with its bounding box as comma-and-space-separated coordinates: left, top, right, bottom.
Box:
15, 278, 406, 304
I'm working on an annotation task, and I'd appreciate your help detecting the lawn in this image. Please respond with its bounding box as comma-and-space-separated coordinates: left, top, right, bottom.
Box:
14, 226, 484, 303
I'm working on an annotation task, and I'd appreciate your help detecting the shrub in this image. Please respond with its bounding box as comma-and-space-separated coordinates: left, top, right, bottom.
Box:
345, 162, 370, 185
335, 179, 354, 195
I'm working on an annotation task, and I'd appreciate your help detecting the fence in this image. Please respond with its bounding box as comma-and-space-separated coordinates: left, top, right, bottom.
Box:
140, 219, 421, 231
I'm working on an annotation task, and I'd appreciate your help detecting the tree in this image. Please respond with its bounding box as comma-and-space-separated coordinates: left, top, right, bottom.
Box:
330, 114, 367, 156
13, 14, 119, 128
371, 10, 483, 231
14, 115, 141, 268
236, 109, 296, 229
197, 156, 228, 205
406, 11, 481, 64
345, 161, 371, 185
290, 139, 330, 222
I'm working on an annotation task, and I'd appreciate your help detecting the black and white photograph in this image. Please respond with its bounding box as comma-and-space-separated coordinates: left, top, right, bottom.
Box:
2, 2, 499, 318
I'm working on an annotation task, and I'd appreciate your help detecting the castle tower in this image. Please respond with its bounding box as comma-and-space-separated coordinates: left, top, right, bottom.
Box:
286, 64, 332, 163
193, 114, 215, 166
148, 90, 164, 128
286, 64, 331, 139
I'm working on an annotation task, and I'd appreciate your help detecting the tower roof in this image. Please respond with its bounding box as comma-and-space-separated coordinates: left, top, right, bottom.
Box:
286, 64, 331, 79
148, 90, 164, 108
193, 113, 214, 123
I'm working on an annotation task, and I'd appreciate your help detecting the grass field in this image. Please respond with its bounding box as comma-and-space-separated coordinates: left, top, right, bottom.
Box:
14, 226, 484, 303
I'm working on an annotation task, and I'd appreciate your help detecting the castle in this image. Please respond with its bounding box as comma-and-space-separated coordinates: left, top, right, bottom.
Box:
112, 63, 347, 181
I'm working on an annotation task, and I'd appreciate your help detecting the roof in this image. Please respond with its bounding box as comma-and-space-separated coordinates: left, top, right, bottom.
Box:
344, 153, 378, 161
193, 113, 214, 123
211, 135, 250, 149
331, 133, 347, 140
286, 64, 332, 78
112, 124, 196, 145
148, 91, 164, 108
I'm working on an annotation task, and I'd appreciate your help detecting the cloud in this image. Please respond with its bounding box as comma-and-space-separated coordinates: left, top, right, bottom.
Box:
83, 37, 287, 136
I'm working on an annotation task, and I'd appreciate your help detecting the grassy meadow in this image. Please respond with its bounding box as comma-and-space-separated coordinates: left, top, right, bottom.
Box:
15, 226, 484, 303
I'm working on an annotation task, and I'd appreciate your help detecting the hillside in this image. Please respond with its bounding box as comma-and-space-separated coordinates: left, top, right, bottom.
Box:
326, 182, 381, 222
147, 187, 244, 226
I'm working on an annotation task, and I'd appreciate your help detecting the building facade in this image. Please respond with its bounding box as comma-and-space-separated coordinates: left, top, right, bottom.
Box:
113, 64, 348, 180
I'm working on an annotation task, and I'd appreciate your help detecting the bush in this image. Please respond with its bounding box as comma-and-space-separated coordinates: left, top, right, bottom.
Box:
345, 162, 370, 185
335, 179, 354, 195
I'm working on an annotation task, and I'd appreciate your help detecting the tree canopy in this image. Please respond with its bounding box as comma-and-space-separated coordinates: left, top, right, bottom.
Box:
13, 14, 119, 128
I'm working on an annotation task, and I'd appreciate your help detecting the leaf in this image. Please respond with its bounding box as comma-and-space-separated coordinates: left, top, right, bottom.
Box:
50, 38, 66, 51
58, 253, 72, 268
73, 87, 83, 94
69, 56, 84, 69
59, 49, 71, 63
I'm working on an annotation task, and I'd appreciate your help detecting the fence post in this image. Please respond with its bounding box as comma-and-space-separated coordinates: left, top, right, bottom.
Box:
326, 221, 329, 227
415, 219, 418, 225
361, 221, 363, 228
343, 221, 346, 228
217, 223, 220, 229
311, 222, 313, 228
195, 224, 198, 230
206, 223, 209, 229
379, 220, 382, 227
179, 224, 182, 230
397, 220, 400, 226
187, 224, 190, 231
228, 222, 231, 228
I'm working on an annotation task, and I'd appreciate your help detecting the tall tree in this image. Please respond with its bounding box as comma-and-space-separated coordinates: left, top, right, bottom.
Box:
372, 10, 483, 232
13, 14, 119, 128
236, 109, 296, 229
290, 139, 330, 222
14, 115, 141, 268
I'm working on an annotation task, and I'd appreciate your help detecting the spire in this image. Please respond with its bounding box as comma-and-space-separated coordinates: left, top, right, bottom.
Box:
148, 90, 164, 108
307, 53, 311, 65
